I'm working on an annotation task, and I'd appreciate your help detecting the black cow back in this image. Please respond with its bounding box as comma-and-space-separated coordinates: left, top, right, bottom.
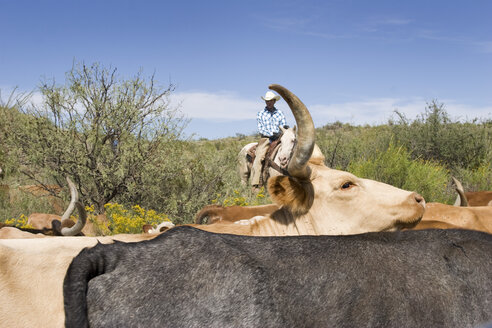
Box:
64, 226, 492, 328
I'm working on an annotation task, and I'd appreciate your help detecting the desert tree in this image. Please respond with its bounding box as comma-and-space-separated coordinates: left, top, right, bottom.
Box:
15, 62, 188, 213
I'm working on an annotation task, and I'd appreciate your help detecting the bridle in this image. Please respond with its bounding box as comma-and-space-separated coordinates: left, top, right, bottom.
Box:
265, 137, 296, 177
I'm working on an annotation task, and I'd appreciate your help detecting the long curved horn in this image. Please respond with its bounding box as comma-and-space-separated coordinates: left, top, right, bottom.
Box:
452, 177, 469, 207
61, 201, 87, 236
61, 176, 86, 236
61, 176, 78, 222
269, 84, 315, 179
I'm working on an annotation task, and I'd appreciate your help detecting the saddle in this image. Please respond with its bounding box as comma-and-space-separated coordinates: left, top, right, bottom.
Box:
246, 139, 287, 184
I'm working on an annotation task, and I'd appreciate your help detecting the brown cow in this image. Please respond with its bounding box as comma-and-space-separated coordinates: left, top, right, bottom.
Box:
409, 202, 492, 234
27, 213, 65, 230
194, 204, 280, 224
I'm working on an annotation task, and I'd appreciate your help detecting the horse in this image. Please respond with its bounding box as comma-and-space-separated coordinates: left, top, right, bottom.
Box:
237, 126, 297, 186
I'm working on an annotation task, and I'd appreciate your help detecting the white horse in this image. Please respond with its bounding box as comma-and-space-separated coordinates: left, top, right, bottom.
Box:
237, 126, 297, 186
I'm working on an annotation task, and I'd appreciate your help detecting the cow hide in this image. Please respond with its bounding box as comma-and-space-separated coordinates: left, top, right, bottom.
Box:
64, 226, 492, 328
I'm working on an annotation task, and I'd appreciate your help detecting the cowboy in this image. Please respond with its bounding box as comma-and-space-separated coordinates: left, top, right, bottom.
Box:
250, 90, 287, 189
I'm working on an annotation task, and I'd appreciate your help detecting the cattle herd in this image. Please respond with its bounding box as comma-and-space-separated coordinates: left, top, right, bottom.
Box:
1, 84, 492, 328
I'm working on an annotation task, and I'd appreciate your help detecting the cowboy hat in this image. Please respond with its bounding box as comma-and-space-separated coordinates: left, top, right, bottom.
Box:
261, 91, 280, 102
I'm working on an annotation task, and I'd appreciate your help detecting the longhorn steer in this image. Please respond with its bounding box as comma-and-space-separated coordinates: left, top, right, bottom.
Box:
191, 84, 425, 236
2, 84, 426, 239
64, 226, 492, 328
30, 177, 84, 236
27, 213, 66, 230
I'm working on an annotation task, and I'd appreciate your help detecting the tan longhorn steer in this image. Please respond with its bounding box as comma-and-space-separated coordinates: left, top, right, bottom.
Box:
191, 85, 425, 236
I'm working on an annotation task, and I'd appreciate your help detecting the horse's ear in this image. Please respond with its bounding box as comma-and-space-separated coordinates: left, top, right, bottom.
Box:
293, 125, 297, 133
280, 125, 286, 133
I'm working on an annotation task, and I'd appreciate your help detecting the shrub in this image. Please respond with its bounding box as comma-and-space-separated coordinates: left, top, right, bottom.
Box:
403, 159, 453, 204
390, 101, 492, 170
0, 185, 61, 223
348, 143, 452, 203
317, 123, 393, 170
453, 163, 492, 191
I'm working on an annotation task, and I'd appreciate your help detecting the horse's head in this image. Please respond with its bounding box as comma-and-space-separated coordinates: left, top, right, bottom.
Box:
277, 126, 297, 169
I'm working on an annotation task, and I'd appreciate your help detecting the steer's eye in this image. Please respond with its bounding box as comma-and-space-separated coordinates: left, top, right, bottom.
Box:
341, 181, 354, 190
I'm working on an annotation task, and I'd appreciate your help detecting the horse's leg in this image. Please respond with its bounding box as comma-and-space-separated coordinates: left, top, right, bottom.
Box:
237, 153, 251, 185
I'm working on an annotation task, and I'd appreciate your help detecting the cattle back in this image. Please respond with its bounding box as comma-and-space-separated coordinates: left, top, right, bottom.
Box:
64, 226, 492, 328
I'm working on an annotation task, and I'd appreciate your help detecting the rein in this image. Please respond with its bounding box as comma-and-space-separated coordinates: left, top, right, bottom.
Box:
266, 158, 290, 176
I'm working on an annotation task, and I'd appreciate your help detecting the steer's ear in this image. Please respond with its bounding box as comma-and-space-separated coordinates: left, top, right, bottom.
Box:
268, 176, 313, 216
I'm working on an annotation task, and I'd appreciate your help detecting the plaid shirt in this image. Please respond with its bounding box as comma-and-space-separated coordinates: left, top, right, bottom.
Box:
256, 107, 287, 137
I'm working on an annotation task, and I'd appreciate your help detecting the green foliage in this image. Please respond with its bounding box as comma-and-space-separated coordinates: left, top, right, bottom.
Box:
453, 163, 492, 191
0, 105, 31, 178
0, 186, 60, 223
317, 122, 393, 170
122, 136, 269, 224
390, 100, 491, 169
403, 160, 452, 204
4, 62, 188, 214
348, 143, 452, 203
2, 65, 492, 228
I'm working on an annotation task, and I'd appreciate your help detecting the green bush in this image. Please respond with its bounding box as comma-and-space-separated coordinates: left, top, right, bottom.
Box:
115, 136, 270, 224
390, 101, 491, 170
403, 160, 453, 204
317, 122, 394, 170
0, 187, 64, 223
453, 163, 492, 191
348, 143, 452, 203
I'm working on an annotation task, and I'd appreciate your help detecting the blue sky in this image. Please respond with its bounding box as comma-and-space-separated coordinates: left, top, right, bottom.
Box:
1, 0, 491, 139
